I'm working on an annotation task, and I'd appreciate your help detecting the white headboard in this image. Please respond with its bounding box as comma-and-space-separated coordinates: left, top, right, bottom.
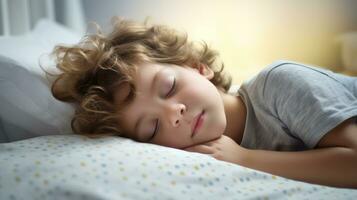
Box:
0, 0, 85, 36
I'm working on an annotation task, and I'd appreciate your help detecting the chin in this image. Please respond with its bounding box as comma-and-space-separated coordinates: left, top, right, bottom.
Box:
202, 125, 226, 143
212, 127, 225, 140
215, 114, 227, 137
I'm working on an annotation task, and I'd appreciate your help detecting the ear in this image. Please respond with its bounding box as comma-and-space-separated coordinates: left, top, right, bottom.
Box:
197, 63, 214, 80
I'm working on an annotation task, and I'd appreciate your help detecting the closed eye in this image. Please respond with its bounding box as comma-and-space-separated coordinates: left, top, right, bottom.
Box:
149, 119, 159, 141
149, 77, 176, 141
166, 77, 176, 97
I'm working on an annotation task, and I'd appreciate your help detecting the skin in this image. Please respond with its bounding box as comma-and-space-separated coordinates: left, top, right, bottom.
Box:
115, 62, 245, 149
115, 62, 357, 188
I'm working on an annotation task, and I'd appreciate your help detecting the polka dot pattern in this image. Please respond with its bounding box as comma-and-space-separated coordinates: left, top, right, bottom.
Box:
0, 135, 356, 200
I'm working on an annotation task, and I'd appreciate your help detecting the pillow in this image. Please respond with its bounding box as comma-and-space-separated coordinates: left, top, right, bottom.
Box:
228, 84, 240, 95
0, 19, 81, 84
0, 134, 356, 200
0, 56, 74, 143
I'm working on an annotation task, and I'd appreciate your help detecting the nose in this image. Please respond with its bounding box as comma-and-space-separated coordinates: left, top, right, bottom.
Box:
165, 103, 186, 127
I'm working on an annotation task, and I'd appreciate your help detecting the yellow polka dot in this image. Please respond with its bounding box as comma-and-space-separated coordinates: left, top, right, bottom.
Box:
142, 174, 147, 179
264, 196, 269, 200
119, 167, 125, 172
271, 175, 277, 179
80, 161, 86, 167
34, 172, 41, 178
15, 176, 21, 183
141, 162, 147, 166
43, 180, 49, 185
158, 166, 163, 170
179, 171, 185, 176
170, 181, 176, 186
122, 176, 128, 181
194, 165, 200, 170
151, 182, 157, 187
35, 161, 41, 165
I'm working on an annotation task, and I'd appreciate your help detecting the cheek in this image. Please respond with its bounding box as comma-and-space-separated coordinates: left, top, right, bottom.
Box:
183, 79, 216, 99
207, 112, 226, 137
153, 128, 191, 149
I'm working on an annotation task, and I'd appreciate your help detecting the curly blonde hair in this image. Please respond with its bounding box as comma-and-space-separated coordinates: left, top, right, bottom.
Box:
50, 17, 232, 138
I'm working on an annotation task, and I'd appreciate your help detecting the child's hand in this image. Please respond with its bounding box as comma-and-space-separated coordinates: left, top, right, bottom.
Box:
184, 135, 247, 165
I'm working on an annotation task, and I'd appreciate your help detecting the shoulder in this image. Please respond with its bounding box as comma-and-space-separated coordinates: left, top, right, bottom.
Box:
239, 60, 343, 109
239, 60, 343, 100
263, 60, 334, 83
257, 60, 337, 97
242, 60, 332, 88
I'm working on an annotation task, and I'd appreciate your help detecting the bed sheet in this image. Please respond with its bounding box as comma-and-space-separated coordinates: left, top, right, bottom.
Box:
0, 135, 356, 200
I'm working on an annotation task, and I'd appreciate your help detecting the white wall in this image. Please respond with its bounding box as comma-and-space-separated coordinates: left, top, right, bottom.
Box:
82, 0, 357, 83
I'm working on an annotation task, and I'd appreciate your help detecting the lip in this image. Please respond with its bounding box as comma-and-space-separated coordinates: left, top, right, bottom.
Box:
191, 110, 205, 137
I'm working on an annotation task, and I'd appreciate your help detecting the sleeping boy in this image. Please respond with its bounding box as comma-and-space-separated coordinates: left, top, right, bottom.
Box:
50, 18, 357, 189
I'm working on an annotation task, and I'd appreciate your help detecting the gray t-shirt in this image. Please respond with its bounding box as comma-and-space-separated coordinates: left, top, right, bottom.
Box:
237, 60, 357, 151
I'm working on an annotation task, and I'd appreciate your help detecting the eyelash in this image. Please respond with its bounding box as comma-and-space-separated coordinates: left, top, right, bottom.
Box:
149, 77, 176, 141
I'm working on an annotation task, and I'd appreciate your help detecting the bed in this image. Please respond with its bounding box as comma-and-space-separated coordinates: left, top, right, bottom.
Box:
1, 2, 357, 200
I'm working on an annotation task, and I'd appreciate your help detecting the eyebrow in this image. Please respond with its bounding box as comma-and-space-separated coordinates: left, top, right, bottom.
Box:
133, 69, 161, 137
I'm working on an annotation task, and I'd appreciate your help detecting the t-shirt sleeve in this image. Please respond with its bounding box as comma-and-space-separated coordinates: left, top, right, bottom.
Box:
262, 62, 357, 148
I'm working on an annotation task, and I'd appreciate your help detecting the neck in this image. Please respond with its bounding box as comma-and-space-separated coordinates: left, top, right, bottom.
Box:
219, 90, 246, 144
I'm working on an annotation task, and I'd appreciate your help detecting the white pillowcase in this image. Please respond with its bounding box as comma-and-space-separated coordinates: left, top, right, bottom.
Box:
1, 134, 356, 200
0, 19, 79, 142
0, 19, 81, 83
0, 56, 74, 142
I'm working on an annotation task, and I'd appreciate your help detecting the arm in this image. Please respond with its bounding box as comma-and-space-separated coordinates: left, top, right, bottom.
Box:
246, 118, 357, 188
186, 118, 357, 189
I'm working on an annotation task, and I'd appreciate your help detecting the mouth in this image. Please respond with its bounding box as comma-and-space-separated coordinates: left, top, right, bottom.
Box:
191, 110, 205, 137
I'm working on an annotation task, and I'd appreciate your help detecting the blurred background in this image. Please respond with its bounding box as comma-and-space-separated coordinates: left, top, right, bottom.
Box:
1, 0, 357, 84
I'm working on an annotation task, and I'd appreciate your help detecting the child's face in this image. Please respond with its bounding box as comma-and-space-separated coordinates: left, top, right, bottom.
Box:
115, 62, 226, 149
